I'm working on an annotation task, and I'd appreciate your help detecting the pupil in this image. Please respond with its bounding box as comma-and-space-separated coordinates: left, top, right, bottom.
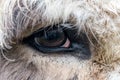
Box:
45, 28, 62, 41
45, 31, 59, 40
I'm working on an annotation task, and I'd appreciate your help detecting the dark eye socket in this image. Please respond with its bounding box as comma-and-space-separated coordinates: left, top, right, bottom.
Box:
23, 24, 91, 58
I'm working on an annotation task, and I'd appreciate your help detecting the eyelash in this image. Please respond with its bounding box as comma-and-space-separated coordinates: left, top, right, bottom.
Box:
22, 24, 91, 58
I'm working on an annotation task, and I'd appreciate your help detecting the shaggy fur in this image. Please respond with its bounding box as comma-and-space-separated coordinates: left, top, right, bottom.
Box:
0, 0, 120, 80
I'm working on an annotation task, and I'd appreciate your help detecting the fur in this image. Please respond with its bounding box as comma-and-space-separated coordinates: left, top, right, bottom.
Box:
0, 0, 120, 80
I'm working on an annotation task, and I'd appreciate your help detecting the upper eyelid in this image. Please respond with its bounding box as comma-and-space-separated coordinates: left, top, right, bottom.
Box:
29, 25, 62, 36
22, 23, 77, 41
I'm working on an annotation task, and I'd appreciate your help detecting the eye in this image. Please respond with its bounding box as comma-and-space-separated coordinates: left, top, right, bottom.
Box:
35, 27, 68, 47
23, 23, 91, 58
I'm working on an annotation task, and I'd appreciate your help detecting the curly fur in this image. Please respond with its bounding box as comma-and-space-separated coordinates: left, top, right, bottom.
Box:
0, 0, 120, 80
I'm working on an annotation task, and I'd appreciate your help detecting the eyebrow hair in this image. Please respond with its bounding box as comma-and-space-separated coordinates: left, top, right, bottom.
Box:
0, 0, 46, 49
12, 0, 45, 28
0, 0, 71, 49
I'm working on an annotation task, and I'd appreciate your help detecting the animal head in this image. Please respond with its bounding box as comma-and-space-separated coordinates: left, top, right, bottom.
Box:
0, 0, 120, 80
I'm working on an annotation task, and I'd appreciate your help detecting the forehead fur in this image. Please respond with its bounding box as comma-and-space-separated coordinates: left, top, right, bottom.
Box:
0, 0, 120, 50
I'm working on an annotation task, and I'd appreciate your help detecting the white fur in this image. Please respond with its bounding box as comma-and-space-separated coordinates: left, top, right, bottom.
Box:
0, 0, 120, 80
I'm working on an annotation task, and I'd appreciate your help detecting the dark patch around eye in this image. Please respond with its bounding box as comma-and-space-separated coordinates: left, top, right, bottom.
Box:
22, 24, 91, 59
